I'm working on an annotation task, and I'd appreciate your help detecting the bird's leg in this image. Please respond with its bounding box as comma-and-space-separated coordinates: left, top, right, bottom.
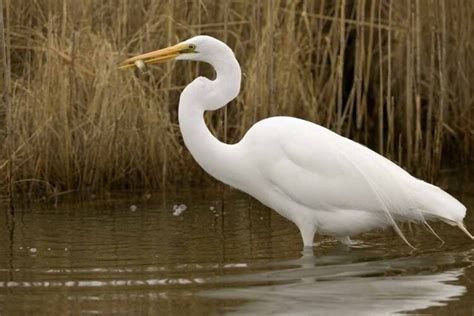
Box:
336, 236, 353, 246
298, 222, 317, 248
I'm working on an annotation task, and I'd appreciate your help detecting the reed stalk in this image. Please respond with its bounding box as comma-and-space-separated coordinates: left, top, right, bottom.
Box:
0, 0, 472, 195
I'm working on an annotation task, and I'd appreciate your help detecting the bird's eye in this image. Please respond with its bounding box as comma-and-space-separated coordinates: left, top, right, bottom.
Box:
180, 43, 197, 54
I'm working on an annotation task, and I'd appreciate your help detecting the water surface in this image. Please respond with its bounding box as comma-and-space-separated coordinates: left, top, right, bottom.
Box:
1, 169, 474, 315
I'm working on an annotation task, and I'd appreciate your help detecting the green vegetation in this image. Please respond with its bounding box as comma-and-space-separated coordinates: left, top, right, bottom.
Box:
0, 0, 472, 196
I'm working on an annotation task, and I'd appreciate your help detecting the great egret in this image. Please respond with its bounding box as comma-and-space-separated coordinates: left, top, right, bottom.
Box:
120, 35, 473, 248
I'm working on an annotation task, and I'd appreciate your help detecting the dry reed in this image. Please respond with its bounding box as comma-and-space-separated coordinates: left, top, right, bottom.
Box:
0, 0, 472, 196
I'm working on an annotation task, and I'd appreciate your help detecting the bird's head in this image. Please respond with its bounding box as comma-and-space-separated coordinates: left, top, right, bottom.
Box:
118, 35, 233, 70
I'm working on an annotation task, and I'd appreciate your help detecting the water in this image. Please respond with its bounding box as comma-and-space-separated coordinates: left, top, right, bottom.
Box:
1, 170, 473, 315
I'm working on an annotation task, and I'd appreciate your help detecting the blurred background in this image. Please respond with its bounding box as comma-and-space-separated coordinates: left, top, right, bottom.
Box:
0, 0, 472, 195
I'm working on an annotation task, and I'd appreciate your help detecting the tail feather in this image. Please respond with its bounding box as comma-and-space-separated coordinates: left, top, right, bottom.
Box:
414, 180, 466, 224
456, 222, 474, 240
423, 221, 445, 244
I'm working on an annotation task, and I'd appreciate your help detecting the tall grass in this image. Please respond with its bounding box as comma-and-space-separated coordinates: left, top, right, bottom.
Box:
0, 0, 472, 195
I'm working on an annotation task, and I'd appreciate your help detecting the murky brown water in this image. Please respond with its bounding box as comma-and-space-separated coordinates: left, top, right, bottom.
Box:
1, 169, 474, 315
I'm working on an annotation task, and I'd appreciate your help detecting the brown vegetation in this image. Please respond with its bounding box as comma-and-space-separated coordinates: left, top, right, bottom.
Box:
0, 0, 472, 196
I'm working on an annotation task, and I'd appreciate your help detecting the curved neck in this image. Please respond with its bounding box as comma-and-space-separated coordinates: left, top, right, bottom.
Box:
178, 53, 242, 186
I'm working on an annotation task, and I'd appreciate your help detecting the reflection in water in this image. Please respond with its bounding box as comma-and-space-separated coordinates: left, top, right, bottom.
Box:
221, 270, 465, 315
0, 167, 473, 315
205, 249, 470, 315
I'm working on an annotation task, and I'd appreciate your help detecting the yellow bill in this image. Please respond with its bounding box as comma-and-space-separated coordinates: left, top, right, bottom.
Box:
118, 43, 196, 70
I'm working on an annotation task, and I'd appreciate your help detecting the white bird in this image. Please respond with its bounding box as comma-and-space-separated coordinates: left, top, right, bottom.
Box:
120, 35, 473, 248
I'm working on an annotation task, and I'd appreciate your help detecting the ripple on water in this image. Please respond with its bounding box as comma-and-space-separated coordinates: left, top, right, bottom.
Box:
0, 183, 473, 315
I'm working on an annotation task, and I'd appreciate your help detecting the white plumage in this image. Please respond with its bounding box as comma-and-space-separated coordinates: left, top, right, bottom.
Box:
237, 116, 467, 246
120, 35, 473, 248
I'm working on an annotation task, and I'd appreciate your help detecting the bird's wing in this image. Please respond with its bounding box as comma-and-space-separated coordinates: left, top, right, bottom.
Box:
243, 117, 468, 243
250, 118, 428, 240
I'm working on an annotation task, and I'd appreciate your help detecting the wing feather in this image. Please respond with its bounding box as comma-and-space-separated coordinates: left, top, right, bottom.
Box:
242, 116, 468, 241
